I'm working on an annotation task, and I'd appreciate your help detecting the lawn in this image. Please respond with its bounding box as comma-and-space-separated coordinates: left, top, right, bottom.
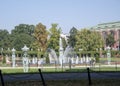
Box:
0, 58, 120, 86
1, 66, 120, 74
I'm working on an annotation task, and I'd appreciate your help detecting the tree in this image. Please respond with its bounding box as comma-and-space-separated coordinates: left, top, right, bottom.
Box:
11, 24, 35, 50
47, 24, 60, 52
0, 29, 10, 49
11, 24, 35, 35
12, 34, 34, 50
33, 23, 48, 53
106, 34, 115, 47
75, 29, 104, 51
68, 27, 78, 48
0, 24, 35, 51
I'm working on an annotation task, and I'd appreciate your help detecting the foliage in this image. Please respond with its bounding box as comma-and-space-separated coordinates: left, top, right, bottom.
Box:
75, 29, 104, 51
11, 24, 34, 35
0, 24, 35, 51
47, 24, 60, 52
11, 24, 35, 50
2, 56, 6, 64
46, 55, 50, 63
12, 34, 34, 50
68, 27, 77, 48
61, 37, 67, 50
33, 23, 48, 54
0, 29, 10, 49
106, 34, 115, 47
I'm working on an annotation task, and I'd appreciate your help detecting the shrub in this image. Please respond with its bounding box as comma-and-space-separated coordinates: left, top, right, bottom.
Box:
2, 56, 6, 64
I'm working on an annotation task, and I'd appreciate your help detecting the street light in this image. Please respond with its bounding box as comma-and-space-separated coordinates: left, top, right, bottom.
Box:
99, 48, 102, 58
22, 45, 29, 72
106, 46, 111, 65
12, 48, 16, 68
79, 48, 83, 64
1, 48, 3, 56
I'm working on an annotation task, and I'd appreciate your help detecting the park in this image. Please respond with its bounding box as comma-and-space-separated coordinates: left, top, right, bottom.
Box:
0, 0, 120, 85
0, 22, 120, 86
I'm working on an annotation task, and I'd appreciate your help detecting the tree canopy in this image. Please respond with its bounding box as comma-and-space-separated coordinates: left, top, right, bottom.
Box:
11, 24, 34, 35
68, 27, 77, 48
47, 24, 60, 52
75, 29, 104, 51
106, 34, 115, 47
0, 23, 106, 54
33, 23, 48, 53
0, 30, 10, 49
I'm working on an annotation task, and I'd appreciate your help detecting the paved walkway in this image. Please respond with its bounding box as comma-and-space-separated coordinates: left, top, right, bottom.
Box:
2, 72, 120, 82
0, 64, 120, 69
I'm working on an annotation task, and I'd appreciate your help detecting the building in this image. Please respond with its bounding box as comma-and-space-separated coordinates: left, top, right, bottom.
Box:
90, 21, 120, 50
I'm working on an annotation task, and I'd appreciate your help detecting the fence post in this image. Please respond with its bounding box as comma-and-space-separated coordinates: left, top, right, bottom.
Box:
38, 69, 46, 86
0, 70, 5, 86
87, 68, 92, 86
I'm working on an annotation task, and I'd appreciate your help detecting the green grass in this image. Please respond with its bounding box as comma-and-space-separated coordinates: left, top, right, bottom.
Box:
0, 57, 120, 74
1, 66, 120, 74
99, 57, 120, 62
91, 67, 120, 72
1, 67, 67, 74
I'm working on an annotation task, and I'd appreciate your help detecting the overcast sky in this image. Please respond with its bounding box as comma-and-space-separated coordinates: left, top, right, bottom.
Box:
0, 0, 120, 33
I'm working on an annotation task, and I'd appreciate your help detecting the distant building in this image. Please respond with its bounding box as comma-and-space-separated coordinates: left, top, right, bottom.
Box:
90, 21, 120, 50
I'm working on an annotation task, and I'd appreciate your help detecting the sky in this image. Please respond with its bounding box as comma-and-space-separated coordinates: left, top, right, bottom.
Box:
0, 0, 120, 33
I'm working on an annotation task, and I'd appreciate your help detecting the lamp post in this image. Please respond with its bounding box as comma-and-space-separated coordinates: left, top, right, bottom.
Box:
22, 45, 29, 72
37, 48, 40, 66
106, 46, 111, 65
1, 48, 3, 56
79, 48, 83, 64
1, 48, 3, 64
12, 48, 16, 68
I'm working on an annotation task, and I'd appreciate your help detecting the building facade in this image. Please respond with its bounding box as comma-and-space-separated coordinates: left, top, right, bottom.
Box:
90, 21, 120, 50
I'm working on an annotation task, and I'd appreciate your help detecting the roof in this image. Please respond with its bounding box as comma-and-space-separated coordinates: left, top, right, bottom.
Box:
90, 21, 120, 30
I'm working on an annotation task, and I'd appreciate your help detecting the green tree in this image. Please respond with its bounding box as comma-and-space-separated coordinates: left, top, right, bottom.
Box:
0, 24, 35, 51
12, 34, 34, 50
11, 24, 34, 35
106, 34, 115, 47
47, 24, 60, 52
75, 29, 104, 51
10, 24, 35, 50
33, 23, 48, 53
0, 29, 10, 49
68, 27, 78, 48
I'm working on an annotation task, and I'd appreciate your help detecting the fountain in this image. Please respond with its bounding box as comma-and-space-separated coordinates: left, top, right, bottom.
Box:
106, 46, 111, 65
47, 33, 95, 67
47, 48, 59, 64
48, 33, 76, 66
12, 48, 16, 68
59, 36, 64, 65
22, 45, 29, 72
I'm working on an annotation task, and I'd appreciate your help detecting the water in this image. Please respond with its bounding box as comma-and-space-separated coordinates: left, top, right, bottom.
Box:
47, 37, 76, 65
47, 48, 59, 64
